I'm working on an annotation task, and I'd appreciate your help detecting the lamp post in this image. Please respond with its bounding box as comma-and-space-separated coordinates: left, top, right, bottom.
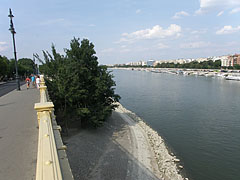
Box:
33, 53, 40, 75
33, 53, 39, 75
33, 53, 36, 74
8, 8, 20, 91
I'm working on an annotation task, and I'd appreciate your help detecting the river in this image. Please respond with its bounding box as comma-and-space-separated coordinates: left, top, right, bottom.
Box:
111, 69, 240, 180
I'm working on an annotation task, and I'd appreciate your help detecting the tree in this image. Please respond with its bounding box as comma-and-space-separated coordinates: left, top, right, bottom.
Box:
234, 64, 240, 69
39, 38, 120, 128
0, 56, 8, 80
18, 58, 35, 76
7, 59, 16, 78
213, 60, 221, 69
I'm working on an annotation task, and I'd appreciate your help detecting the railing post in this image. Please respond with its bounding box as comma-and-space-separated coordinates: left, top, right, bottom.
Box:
40, 75, 45, 87
34, 102, 54, 125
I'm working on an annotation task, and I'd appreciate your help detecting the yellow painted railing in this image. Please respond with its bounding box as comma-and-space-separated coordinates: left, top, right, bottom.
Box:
34, 76, 74, 180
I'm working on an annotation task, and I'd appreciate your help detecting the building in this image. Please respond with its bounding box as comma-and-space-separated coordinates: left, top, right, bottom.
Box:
228, 54, 240, 67
139, 60, 147, 66
195, 58, 208, 63
219, 56, 229, 67
147, 60, 155, 66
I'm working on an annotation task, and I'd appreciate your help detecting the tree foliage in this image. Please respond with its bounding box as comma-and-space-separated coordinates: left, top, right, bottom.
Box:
18, 58, 36, 75
113, 60, 223, 69
0, 55, 8, 78
0, 55, 36, 80
155, 60, 222, 69
39, 38, 120, 128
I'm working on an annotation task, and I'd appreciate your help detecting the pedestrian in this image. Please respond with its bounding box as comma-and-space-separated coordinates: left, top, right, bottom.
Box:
36, 75, 40, 89
31, 74, 36, 88
25, 76, 31, 89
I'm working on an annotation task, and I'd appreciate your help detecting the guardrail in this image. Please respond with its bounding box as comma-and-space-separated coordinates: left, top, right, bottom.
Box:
34, 76, 74, 180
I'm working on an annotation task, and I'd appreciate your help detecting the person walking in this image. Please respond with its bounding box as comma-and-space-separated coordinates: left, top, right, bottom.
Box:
25, 76, 31, 89
36, 75, 40, 89
31, 74, 36, 88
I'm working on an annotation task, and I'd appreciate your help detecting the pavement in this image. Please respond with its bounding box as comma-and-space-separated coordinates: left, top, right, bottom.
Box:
64, 110, 161, 180
0, 84, 39, 180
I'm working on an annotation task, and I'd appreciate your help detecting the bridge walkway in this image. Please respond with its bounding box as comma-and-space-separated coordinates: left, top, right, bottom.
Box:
0, 84, 39, 180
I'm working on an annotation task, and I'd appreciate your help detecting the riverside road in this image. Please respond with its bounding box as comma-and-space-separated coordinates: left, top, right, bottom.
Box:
0, 84, 39, 180
0, 80, 24, 97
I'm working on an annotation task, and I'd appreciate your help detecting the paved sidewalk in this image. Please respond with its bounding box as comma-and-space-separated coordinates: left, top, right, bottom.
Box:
0, 85, 39, 180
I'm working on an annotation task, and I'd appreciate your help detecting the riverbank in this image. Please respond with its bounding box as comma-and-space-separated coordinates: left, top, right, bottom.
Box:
116, 103, 186, 180
64, 104, 187, 180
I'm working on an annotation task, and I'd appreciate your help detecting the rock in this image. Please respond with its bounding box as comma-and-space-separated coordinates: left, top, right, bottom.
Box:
174, 158, 180, 162
179, 165, 183, 169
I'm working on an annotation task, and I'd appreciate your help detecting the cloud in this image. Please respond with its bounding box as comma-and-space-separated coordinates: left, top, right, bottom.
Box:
172, 11, 190, 19
156, 43, 169, 49
0, 42, 7, 45
38, 18, 65, 26
217, 11, 224, 16
195, 0, 240, 14
0, 41, 7, 52
89, 24, 96, 27
136, 9, 141, 14
119, 24, 181, 43
216, 25, 240, 34
191, 29, 207, 34
101, 48, 114, 53
180, 41, 211, 49
120, 48, 130, 53
230, 7, 240, 14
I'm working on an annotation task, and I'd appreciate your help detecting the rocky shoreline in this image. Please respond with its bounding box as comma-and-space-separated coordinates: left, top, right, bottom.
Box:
65, 102, 190, 180
116, 103, 189, 180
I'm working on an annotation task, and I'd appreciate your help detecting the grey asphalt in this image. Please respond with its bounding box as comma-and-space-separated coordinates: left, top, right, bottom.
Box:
0, 84, 39, 180
0, 81, 25, 97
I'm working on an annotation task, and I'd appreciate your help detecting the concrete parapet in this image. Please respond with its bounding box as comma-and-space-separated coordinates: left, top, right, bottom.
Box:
34, 75, 74, 180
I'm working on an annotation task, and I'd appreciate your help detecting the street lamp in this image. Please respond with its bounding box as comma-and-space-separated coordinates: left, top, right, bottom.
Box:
33, 53, 40, 75
8, 8, 20, 91
33, 53, 38, 75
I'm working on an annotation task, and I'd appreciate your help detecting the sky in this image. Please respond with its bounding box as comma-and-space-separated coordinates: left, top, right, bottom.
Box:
0, 0, 240, 65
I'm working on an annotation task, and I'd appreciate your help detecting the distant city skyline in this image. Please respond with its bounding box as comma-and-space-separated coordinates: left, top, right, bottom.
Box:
0, 0, 240, 65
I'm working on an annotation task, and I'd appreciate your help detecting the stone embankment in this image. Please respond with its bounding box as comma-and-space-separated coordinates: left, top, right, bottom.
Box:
116, 103, 188, 180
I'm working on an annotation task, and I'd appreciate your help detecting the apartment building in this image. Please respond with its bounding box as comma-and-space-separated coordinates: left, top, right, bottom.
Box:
228, 54, 240, 67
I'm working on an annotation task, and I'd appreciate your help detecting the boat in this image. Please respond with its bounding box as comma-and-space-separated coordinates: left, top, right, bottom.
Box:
225, 76, 240, 81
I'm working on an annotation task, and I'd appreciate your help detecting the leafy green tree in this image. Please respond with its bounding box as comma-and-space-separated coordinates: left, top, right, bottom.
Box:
7, 59, 16, 78
234, 64, 240, 69
0, 56, 8, 80
39, 38, 120, 128
18, 58, 35, 76
213, 60, 221, 69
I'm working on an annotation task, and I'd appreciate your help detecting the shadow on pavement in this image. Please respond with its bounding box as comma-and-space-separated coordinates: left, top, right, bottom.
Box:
0, 102, 15, 107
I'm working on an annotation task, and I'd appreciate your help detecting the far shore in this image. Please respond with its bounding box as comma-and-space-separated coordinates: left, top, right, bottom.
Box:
109, 67, 240, 81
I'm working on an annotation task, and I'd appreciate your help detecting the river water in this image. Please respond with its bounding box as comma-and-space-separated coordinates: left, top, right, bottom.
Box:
111, 69, 240, 180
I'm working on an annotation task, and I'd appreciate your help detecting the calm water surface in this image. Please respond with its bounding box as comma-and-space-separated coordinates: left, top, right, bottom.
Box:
112, 69, 240, 180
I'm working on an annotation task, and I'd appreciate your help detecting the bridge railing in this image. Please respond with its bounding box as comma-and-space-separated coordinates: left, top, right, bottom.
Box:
34, 76, 74, 180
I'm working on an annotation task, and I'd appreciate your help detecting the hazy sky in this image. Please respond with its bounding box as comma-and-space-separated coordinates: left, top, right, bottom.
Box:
1, 0, 240, 64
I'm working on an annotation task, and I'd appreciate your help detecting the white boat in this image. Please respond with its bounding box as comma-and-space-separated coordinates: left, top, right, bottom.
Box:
225, 76, 240, 81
